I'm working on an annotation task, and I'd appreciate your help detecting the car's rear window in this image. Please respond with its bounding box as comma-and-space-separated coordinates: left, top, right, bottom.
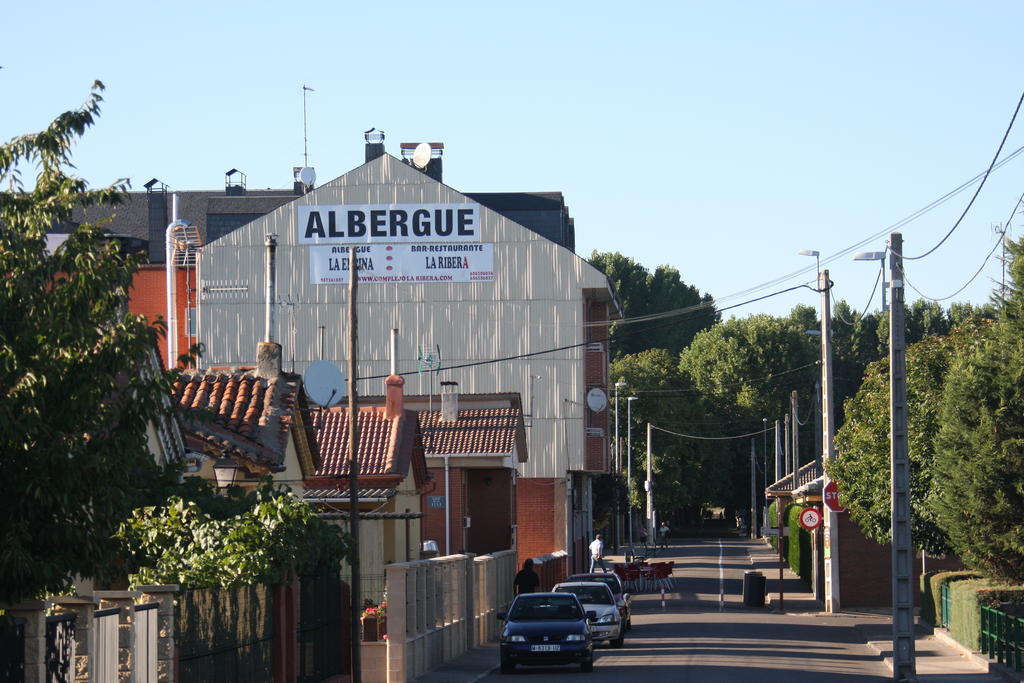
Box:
509, 595, 582, 620
556, 586, 613, 605
569, 575, 620, 594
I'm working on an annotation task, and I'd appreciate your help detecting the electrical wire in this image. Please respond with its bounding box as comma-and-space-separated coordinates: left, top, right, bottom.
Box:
903, 88, 1024, 261
650, 424, 773, 441
626, 361, 819, 395
361, 283, 817, 382
832, 267, 881, 326
900, 189, 1024, 302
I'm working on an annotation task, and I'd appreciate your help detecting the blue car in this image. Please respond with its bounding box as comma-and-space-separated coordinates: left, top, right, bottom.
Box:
498, 592, 596, 674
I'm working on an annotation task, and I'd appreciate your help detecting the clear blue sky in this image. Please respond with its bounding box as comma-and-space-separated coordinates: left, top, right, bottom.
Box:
5, 1, 1024, 319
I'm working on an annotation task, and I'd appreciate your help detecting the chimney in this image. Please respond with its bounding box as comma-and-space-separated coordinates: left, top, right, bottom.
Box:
256, 341, 282, 379
440, 380, 459, 421
400, 142, 444, 182
264, 234, 276, 343
225, 168, 246, 196
385, 374, 405, 419
364, 128, 385, 162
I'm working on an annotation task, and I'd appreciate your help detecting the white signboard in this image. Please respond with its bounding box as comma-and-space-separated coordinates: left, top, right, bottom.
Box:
297, 203, 481, 244
310, 244, 494, 284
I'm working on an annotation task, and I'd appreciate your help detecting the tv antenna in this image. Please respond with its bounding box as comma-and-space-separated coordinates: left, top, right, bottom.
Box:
302, 85, 315, 167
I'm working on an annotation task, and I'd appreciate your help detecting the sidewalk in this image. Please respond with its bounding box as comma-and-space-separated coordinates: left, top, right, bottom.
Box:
411, 642, 498, 683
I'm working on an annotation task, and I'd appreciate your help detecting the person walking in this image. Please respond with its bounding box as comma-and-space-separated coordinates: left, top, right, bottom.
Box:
658, 521, 670, 549
589, 534, 609, 573
513, 558, 540, 594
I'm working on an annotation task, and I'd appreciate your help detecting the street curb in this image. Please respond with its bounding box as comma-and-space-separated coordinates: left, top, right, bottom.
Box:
930, 628, 1024, 683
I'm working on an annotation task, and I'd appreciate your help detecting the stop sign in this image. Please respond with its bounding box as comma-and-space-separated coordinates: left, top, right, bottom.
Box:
824, 480, 844, 512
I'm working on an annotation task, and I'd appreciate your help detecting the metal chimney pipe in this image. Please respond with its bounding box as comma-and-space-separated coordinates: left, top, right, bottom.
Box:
390, 328, 398, 376
165, 193, 180, 367
264, 235, 277, 343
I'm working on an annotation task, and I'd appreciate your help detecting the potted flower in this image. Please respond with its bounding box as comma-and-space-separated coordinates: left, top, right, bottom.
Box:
360, 600, 388, 641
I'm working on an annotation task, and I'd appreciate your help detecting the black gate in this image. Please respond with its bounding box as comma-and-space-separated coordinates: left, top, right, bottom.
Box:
0, 616, 26, 683
177, 585, 275, 682
297, 568, 344, 682
45, 613, 75, 683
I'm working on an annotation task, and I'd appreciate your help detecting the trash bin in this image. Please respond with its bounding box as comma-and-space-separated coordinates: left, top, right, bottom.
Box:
742, 571, 766, 607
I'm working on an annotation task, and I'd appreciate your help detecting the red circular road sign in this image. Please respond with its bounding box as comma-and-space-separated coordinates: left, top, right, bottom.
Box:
823, 480, 845, 512
799, 507, 822, 530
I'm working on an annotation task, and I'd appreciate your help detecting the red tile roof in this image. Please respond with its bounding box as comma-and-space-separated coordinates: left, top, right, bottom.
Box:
419, 408, 520, 455
172, 369, 300, 468
310, 407, 398, 477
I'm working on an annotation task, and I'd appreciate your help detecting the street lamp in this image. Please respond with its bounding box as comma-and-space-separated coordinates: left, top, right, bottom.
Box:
853, 250, 888, 311
626, 396, 639, 552
798, 249, 821, 276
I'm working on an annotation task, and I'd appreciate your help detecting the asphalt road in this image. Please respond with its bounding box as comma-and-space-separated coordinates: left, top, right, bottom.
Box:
484, 538, 892, 681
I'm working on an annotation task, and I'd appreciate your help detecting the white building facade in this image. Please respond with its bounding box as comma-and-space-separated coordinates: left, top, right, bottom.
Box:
196, 152, 617, 567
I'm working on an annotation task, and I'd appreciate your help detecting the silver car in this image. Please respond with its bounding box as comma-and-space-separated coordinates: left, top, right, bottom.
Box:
552, 581, 624, 648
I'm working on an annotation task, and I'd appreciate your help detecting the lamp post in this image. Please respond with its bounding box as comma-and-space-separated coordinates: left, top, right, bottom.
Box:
626, 396, 638, 552
798, 249, 821, 276
853, 251, 888, 311
614, 381, 626, 551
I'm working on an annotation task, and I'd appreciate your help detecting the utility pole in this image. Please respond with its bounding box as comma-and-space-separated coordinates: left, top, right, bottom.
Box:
820, 269, 840, 613
347, 245, 362, 683
783, 414, 791, 482
790, 391, 799, 482
750, 439, 756, 540
646, 422, 654, 545
889, 233, 915, 680
774, 419, 782, 482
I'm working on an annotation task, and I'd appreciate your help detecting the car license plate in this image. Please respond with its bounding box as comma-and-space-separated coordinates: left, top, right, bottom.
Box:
530, 644, 560, 652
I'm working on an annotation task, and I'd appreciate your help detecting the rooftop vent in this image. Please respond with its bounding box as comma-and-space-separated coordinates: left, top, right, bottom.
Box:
225, 168, 246, 196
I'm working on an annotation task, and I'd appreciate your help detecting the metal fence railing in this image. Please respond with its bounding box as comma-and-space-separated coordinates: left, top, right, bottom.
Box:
45, 612, 76, 683
1, 616, 26, 683
981, 605, 1024, 672
940, 582, 952, 629
134, 603, 159, 683
93, 607, 120, 683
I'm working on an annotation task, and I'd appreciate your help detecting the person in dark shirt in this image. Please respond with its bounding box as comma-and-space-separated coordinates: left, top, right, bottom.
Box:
513, 558, 540, 594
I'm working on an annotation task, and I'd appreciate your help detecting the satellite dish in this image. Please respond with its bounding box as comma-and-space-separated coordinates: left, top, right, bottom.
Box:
412, 142, 432, 170
303, 360, 345, 407
298, 167, 316, 187
586, 387, 608, 413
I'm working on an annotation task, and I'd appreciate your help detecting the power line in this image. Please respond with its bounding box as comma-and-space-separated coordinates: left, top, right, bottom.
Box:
904, 87, 1024, 261
361, 283, 815, 382
650, 424, 774, 441
900, 189, 1024, 302
629, 361, 819, 395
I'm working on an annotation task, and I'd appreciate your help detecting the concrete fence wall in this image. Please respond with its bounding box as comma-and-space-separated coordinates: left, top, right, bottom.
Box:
2, 585, 177, 683
382, 550, 518, 683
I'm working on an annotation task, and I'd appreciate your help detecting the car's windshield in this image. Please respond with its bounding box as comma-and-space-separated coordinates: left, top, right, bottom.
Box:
555, 585, 613, 605
509, 595, 583, 620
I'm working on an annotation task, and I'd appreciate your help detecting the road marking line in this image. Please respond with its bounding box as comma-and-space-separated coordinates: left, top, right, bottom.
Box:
718, 539, 725, 612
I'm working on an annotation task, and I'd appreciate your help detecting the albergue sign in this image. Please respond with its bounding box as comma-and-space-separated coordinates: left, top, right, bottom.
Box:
297, 203, 480, 244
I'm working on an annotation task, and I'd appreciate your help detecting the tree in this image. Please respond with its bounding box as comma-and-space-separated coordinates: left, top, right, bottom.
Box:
589, 252, 717, 358
0, 83, 171, 602
610, 350, 732, 525
932, 237, 1024, 582
827, 319, 989, 555
118, 484, 351, 588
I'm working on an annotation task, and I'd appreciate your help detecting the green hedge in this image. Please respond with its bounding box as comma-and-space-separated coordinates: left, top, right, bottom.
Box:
920, 571, 982, 627
764, 501, 812, 586
784, 504, 813, 584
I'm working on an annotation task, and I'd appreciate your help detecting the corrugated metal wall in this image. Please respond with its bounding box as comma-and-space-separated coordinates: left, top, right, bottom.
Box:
198, 155, 609, 480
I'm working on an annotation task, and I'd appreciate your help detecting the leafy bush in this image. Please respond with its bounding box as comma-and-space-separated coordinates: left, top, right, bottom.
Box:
784, 504, 812, 585
118, 485, 350, 588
